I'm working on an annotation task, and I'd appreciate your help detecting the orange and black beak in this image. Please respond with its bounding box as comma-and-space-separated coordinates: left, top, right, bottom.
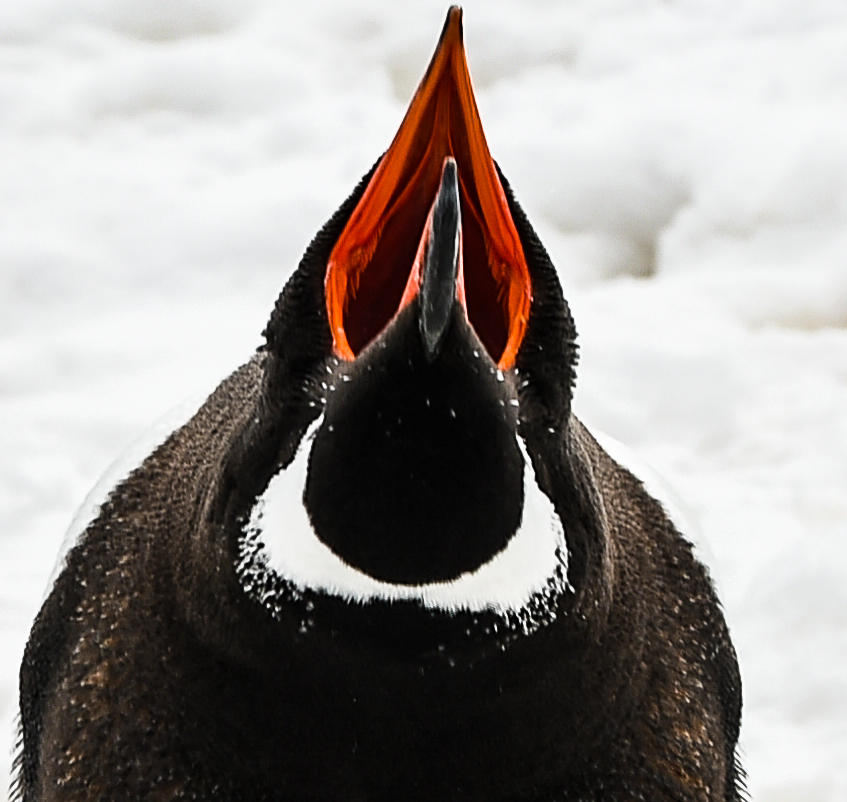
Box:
325, 6, 531, 370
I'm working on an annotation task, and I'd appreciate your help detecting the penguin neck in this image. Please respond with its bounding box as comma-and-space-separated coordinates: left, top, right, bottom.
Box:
239, 408, 569, 620
237, 305, 572, 622
305, 305, 524, 585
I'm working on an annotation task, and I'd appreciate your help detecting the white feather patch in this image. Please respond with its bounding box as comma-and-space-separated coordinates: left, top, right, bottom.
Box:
244, 417, 567, 614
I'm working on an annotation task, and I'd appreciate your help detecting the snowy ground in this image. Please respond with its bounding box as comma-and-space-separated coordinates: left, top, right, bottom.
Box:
2, 0, 846, 798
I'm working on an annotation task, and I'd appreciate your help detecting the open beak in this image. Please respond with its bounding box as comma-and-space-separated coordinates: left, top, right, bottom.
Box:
325, 6, 531, 370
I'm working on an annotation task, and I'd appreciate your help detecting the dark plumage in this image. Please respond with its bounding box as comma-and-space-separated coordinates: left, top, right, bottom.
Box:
17, 8, 743, 802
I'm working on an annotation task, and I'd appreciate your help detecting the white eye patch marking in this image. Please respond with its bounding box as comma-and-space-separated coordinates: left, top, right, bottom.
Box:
242, 416, 567, 615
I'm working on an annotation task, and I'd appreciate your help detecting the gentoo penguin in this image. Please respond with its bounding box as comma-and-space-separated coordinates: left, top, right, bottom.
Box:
16, 7, 743, 802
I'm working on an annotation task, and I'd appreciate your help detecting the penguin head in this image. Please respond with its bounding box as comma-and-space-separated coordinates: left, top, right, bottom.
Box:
234, 7, 585, 621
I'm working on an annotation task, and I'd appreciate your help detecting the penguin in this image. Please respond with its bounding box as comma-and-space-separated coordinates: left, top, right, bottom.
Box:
16, 7, 743, 802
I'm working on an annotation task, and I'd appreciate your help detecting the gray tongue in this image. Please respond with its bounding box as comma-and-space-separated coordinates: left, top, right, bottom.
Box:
418, 157, 461, 361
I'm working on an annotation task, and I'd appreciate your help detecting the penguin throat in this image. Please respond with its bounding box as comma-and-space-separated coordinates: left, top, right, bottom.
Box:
239, 417, 570, 618
324, 7, 530, 370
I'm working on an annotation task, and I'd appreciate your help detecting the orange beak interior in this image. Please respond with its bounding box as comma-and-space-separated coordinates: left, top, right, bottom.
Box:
325, 6, 531, 370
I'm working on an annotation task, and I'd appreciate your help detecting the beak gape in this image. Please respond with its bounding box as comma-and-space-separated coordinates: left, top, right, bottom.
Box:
325, 6, 531, 370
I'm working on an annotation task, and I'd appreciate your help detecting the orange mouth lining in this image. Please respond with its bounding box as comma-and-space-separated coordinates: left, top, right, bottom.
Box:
325, 7, 531, 369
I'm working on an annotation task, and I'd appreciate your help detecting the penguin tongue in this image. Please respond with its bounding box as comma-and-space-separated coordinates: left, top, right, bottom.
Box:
325, 5, 531, 369
409, 157, 464, 362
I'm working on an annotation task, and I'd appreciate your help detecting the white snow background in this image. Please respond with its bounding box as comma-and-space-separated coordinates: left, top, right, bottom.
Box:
2, 0, 846, 798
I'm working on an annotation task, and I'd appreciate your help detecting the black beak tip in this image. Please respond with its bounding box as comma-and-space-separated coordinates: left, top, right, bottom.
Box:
438, 6, 463, 45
